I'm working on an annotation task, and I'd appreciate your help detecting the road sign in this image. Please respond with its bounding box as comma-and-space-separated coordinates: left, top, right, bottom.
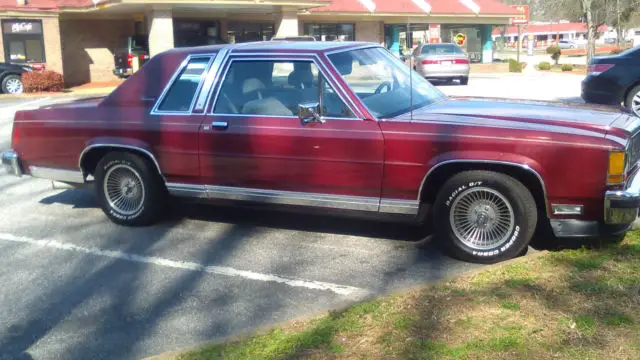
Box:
510, 5, 530, 25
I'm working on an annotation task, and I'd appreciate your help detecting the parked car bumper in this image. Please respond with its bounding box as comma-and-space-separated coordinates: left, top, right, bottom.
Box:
415, 64, 470, 79
1, 150, 22, 176
113, 67, 133, 78
581, 76, 621, 105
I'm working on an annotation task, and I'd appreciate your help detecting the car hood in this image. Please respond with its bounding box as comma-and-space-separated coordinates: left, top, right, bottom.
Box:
400, 97, 633, 138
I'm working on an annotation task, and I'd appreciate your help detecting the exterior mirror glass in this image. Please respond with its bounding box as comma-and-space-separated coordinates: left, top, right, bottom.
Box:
298, 102, 323, 124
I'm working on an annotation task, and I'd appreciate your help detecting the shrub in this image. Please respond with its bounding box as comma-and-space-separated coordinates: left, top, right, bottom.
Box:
22, 70, 64, 93
508, 59, 522, 73
546, 45, 562, 65
610, 48, 625, 55
538, 61, 551, 70
561, 64, 573, 72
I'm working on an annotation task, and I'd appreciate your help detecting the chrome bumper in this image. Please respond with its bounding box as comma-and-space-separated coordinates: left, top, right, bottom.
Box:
1, 150, 22, 177
604, 169, 640, 225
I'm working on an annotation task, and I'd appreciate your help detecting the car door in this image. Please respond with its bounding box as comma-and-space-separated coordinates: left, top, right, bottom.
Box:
198, 55, 384, 210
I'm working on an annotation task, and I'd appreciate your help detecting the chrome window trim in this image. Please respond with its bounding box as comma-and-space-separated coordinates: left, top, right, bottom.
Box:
150, 54, 216, 116
197, 48, 230, 113
165, 182, 419, 215
208, 55, 362, 120
324, 44, 380, 56
418, 160, 550, 216
78, 144, 163, 178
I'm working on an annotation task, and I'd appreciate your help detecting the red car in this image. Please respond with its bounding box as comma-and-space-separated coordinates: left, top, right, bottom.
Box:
3, 42, 640, 264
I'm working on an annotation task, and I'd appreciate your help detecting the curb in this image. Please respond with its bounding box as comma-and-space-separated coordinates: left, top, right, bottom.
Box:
0, 88, 116, 99
142, 248, 546, 360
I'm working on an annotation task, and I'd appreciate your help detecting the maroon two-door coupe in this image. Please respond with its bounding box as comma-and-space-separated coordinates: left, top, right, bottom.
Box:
3, 42, 640, 263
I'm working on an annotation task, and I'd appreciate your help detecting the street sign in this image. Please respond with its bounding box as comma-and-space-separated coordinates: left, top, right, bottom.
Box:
510, 5, 530, 25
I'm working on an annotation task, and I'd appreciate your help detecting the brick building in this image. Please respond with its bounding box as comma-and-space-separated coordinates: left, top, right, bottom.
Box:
0, 0, 516, 86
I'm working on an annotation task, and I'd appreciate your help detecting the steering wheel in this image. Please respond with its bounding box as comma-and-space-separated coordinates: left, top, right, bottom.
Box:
374, 81, 392, 94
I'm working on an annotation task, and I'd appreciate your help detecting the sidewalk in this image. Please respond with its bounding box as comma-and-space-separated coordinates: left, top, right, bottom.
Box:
0, 80, 122, 98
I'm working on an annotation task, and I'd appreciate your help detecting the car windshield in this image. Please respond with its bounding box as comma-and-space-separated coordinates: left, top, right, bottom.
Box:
328, 47, 446, 119
422, 44, 464, 55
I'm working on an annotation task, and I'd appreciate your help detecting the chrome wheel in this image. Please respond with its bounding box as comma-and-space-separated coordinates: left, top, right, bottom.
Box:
103, 164, 145, 216
5, 77, 23, 94
632, 92, 640, 117
450, 187, 515, 250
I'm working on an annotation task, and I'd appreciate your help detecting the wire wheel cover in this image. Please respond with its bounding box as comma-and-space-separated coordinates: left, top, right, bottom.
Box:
104, 164, 145, 216
450, 187, 515, 250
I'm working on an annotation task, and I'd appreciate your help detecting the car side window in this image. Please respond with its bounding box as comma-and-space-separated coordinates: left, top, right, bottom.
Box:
157, 57, 211, 112
213, 59, 354, 118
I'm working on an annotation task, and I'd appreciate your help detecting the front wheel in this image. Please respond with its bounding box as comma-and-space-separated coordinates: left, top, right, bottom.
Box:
626, 85, 640, 117
433, 171, 537, 264
95, 152, 166, 226
2, 74, 23, 94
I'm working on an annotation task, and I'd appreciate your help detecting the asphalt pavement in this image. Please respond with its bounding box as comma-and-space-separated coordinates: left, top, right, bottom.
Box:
0, 74, 584, 360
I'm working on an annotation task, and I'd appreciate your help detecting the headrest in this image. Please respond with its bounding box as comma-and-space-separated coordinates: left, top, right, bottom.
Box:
288, 70, 314, 89
242, 78, 265, 94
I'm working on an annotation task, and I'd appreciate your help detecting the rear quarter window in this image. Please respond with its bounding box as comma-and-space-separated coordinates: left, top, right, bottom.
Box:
156, 57, 211, 112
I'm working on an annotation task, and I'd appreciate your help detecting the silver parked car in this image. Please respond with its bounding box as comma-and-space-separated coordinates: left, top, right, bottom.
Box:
412, 43, 470, 85
558, 40, 578, 49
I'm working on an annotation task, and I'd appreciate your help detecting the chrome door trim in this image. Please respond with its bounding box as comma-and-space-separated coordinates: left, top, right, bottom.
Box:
150, 54, 216, 116
29, 166, 85, 184
166, 182, 420, 214
78, 144, 163, 178
418, 159, 550, 216
197, 47, 230, 113
379, 198, 420, 214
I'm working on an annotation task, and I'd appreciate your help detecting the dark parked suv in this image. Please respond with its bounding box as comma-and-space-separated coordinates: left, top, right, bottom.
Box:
582, 46, 640, 117
113, 35, 150, 78
0, 62, 32, 94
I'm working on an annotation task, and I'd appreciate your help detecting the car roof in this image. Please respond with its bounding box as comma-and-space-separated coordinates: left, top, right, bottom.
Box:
166, 41, 377, 56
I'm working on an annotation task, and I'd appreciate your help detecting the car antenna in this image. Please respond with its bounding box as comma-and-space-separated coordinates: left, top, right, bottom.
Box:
408, 20, 413, 121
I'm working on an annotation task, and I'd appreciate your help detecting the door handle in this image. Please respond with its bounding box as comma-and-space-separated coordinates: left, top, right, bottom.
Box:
211, 121, 228, 130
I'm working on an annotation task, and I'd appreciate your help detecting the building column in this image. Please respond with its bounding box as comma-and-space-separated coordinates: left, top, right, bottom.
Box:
480, 24, 493, 64
389, 25, 400, 56
148, 8, 174, 57
275, 7, 299, 38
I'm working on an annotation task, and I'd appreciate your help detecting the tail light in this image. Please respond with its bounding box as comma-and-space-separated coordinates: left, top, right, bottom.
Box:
453, 58, 470, 64
127, 53, 134, 67
421, 59, 439, 65
140, 54, 150, 60
11, 124, 19, 147
587, 64, 614, 75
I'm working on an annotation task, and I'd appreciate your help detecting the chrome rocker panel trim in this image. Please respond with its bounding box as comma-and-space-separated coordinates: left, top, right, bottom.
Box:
166, 183, 419, 214
29, 166, 85, 184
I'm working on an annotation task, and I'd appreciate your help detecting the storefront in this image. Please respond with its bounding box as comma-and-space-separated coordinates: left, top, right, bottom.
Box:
2, 19, 45, 64
0, 0, 517, 86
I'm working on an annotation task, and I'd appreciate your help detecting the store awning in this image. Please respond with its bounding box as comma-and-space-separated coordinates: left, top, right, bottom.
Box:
309, 0, 518, 16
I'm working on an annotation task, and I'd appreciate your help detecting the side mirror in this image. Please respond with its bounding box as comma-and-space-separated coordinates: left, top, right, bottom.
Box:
298, 102, 324, 124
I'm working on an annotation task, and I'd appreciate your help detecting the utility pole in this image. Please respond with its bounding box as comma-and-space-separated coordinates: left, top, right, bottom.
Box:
517, 24, 521, 64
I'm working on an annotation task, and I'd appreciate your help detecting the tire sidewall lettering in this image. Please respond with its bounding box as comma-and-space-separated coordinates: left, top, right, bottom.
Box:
445, 181, 483, 207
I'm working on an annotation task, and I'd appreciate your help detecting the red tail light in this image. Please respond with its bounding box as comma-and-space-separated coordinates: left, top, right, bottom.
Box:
453, 58, 470, 64
11, 125, 19, 147
127, 53, 134, 67
588, 64, 614, 75
421, 59, 439, 65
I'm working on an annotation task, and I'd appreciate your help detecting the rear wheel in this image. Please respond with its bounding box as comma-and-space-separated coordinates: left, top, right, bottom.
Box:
460, 76, 469, 85
433, 171, 537, 263
626, 85, 640, 117
95, 152, 166, 226
2, 74, 23, 94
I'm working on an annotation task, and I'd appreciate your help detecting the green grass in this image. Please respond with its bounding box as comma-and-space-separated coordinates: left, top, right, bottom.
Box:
176, 232, 640, 360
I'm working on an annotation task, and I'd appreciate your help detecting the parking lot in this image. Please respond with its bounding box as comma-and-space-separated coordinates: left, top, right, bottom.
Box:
0, 73, 584, 359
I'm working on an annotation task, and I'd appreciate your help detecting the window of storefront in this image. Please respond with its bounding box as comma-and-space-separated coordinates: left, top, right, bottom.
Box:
441, 25, 482, 62
304, 23, 354, 41
173, 20, 222, 47
2, 19, 45, 64
227, 22, 274, 43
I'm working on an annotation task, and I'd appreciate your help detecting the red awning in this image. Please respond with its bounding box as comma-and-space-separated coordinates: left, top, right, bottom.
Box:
311, 0, 518, 15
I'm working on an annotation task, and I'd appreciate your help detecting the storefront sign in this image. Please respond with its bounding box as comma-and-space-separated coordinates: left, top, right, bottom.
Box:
510, 5, 530, 25
454, 33, 467, 46
2, 21, 42, 34
429, 24, 441, 43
